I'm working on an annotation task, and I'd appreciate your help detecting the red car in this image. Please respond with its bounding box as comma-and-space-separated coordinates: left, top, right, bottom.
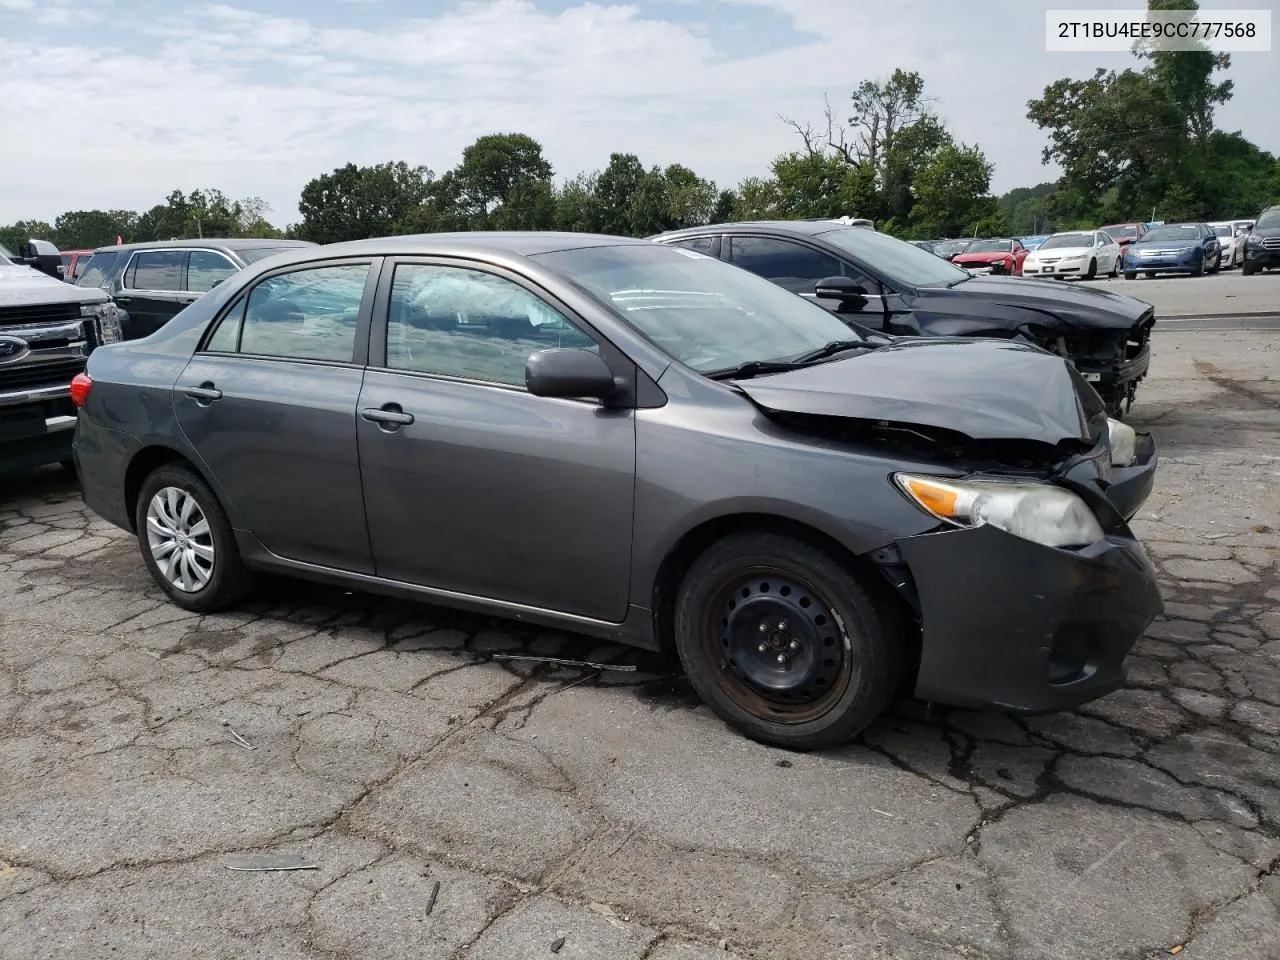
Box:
59, 249, 97, 282
1098, 222, 1149, 255
951, 238, 1028, 277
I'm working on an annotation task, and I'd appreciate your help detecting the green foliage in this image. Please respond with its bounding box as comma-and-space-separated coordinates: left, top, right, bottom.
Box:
297, 162, 434, 243
0, 220, 55, 253
1024, 0, 1272, 226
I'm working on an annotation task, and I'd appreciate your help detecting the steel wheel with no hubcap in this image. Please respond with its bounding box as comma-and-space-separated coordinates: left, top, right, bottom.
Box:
146, 486, 214, 592
704, 567, 853, 724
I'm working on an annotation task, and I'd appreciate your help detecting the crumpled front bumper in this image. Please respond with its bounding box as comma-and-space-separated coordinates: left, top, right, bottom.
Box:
896, 523, 1163, 713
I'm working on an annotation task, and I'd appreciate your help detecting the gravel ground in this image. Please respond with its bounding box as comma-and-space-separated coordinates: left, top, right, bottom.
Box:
1, 328, 1278, 960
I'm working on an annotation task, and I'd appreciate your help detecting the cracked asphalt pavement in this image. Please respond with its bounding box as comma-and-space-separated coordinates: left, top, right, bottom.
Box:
2, 328, 1279, 960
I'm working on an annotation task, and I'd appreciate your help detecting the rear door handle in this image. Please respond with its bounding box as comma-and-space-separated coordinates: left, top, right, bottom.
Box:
361, 405, 414, 427
186, 384, 222, 402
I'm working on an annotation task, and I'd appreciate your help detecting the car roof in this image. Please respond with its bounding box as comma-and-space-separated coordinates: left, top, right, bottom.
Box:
90, 238, 317, 254
652, 220, 855, 241
320, 231, 653, 258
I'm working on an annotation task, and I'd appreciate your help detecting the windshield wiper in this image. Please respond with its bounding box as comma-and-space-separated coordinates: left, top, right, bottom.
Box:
946, 274, 970, 287
790, 339, 875, 364
705, 359, 804, 381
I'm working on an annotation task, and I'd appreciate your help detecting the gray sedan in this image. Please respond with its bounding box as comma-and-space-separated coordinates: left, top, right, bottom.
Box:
71, 233, 1162, 749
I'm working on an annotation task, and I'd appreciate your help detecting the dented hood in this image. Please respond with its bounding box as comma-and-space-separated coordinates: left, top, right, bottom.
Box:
735, 337, 1106, 446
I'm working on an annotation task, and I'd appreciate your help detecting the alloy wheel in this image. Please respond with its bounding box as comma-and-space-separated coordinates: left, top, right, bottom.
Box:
145, 486, 215, 592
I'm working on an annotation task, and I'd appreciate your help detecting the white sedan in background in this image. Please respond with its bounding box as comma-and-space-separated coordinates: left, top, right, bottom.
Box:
1021, 230, 1123, 280
1209, 221, 1248, 268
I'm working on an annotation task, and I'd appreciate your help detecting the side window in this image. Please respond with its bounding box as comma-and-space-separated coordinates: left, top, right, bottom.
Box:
238, 263, 368, 363
187, 251, 239, 293
385, 264, 596, 388
126, 250, 184, 291
728, 237, 843, 294
203, 296, 246, 353
670, 236, 717, 256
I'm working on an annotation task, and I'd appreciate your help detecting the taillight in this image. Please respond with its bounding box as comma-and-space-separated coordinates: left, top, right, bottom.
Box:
70, 372, 92, 408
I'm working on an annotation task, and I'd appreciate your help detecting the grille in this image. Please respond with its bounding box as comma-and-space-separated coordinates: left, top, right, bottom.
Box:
1263, 238, 1280, 250
0, 358, 85, 392
1039, 257, 1061, 264
0, 302, 81, 326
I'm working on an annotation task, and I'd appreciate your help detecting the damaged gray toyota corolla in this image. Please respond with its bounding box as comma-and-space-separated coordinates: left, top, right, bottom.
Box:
71, 233, 1163, 750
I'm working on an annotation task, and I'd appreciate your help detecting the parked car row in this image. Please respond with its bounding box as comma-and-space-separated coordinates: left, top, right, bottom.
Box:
935, 206, 1270, 283
71, 230, 1163, 750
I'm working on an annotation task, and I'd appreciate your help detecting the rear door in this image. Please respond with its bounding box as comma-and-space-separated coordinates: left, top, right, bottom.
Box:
115, 249, 190, 338
354, 258, 636, 620
173, 258, 378, 572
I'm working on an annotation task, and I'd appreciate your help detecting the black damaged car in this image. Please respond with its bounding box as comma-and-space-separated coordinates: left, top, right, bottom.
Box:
651, 221, 1155, 417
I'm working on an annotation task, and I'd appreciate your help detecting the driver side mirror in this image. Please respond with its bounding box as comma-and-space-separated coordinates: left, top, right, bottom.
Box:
17, 239, 63, 280
526, 348, 619, 404
813, 276, 869, 313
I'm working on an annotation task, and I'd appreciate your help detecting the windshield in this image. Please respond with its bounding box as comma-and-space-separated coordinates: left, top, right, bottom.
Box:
0, 244, 13, 264
533, 243, 864, 372
240, 246, 302, 264
1101, 224, 1137, 239
75, 251, 121, 289
932, 240, 970, 256
1143, 224, 1200, 243
962, 240, 1012, 254
1212, 225, 1232, 237
1257, 209, 1280, 229
1039, 233, 1093, 250
815, 227, 969, 287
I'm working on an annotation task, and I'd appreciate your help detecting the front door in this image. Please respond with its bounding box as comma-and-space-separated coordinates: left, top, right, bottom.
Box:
173, 259, 377, 572
356, 259, 636, 622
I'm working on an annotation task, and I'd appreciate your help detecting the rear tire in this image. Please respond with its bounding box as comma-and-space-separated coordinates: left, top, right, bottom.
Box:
135, 463, 254, 612
673, 531, 906, 751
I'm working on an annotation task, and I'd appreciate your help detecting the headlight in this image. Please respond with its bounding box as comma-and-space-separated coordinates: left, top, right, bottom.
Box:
1246, 235, 1262, 248
81, 301, 122, 344
1106, 417, 1137, 466
894, 473, 1104, 548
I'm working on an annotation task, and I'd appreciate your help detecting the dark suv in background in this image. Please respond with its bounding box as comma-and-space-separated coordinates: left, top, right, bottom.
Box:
1242, 204, 1280, 276
76, 238, 315, 339
650, 221, 1156, 416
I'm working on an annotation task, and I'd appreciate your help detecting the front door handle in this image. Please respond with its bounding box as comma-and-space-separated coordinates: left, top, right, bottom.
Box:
186, 383, 222, 403
361, 405, 414, 427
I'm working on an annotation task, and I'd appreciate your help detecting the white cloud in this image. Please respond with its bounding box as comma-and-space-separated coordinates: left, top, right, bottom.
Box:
0, 0, 1275, 225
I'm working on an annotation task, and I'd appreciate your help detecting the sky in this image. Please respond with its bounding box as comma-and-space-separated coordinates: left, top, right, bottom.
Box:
0, 0, 1276, 226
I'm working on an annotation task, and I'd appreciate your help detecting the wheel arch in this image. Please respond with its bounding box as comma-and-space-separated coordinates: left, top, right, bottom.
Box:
123, 444, 211, 533
649, 512, 913, 657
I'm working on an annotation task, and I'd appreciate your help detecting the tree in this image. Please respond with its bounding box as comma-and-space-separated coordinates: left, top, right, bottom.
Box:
51, 210, 139, 249
297, 162, 434, 243
730, 177, 783, 220
553, 173, 603, 233
0, 220, 54, 252
662, 164, 718, 229
909, 144, 1004, 238
453, 133, 554, 227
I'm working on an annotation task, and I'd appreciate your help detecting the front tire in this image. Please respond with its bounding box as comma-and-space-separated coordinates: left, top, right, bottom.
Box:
1242, 261, 1258, 276
135, 463, 254, 612
1208, 252, 1221, 274
1084, 258, 1097, 280
1124, 270, 1137, 280
673, 532, 906, 750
